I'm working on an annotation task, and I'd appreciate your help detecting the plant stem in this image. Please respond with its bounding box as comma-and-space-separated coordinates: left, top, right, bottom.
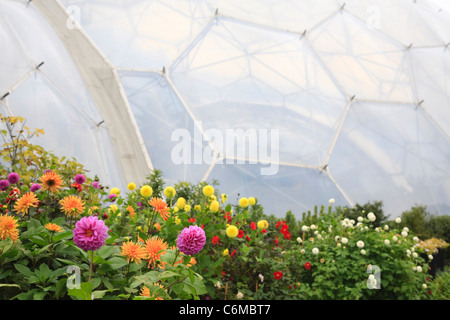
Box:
88, 250, 94, 282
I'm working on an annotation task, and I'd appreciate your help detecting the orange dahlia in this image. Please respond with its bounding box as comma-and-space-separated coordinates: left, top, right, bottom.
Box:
144, 236, 168, 266
45, 223, 63, 233
39, 171, 63, 194
126, 205, 136, 218
13, 192, 39, 216
59, 195, 85, 218
0, 214, 19, 241
140, 284, 164, 300
148, 197, 170, 221
120, 241, 147, 264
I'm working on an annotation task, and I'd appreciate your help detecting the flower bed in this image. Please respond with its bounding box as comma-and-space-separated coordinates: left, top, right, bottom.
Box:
0, 114, 447, 300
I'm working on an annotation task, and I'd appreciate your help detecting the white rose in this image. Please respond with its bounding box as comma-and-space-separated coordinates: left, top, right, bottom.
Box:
301, 249, 305, 254
312, 248, 319, 255
422, 284, 427, 289
335, 236, 340, 241
403, 227, 409, 232
428, 255, 433, 260
413, 236, 419, 242
367, 212, 376, 222
392, 236, 398, 242
395, 217, 401, 224
341, 237, 348, 244
384, 239, 390, 245
384, 225, 389, 230
417, 266, 423, 273
361, 249, 366, 255
357, 241, 365, 248
401, 231, 408, 237
297, 237, 302, 243
329, 198, 335, 204
236, 291, 244, 299
302, 226, 308, 232
357, 216, 363, 222
413, 252, 418, 258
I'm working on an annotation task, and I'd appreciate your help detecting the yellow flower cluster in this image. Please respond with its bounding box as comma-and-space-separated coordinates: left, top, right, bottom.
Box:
417, 237, 449, 253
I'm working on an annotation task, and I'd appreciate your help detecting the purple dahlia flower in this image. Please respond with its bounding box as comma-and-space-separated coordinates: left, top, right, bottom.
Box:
74, 174, 86, 185
30, 183, 41, 192
0, 180, 9, 191
7, 172, 19, 184
176, 225, 206, 255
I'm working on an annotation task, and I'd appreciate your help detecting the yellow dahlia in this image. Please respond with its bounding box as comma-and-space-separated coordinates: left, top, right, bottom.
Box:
239, 197, 249, 208
59, 195, 85, 218
226, 225, 239, 238
0, 214, 19, 241
14, 192, 39, 216
202, 185, 214, 197
163, 186, 176, 198
140, 185, 153, 198
110, 187, 120, 196
210, 200, 220, 213
176, 197, 186, 210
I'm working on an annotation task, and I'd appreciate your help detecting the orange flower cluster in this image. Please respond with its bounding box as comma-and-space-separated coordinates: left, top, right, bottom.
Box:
148, 198, 170, 221
0, 214, 19, 242
39, 171, 63, 194
59, 195, 85, 218
120, 236, 169, 267
13, 192, 39, 216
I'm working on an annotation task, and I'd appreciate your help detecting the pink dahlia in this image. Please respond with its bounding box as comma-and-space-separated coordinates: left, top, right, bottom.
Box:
73, 216, 108, 252
176, 225, 206, 255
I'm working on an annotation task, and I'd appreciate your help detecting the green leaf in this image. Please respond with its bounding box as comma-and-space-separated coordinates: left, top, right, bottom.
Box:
158, 271, 180, 280
14, 263, 35, 277
0, 283, 20, 289
68, 282, 93, 300
107, 257, 129, 270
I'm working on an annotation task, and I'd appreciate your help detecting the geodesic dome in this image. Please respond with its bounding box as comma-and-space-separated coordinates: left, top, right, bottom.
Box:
1, 0, 450, 218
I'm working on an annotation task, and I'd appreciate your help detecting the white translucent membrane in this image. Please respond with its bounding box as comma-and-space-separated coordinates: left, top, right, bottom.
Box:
0, 0, 124, 188
4, 73, 125, 189
60, 0, 212, 70
43, 0, 450, 217
328, 102, 450, 216
337, 0, 450, 47
208, 163, 348, 217
308, 10, 416, 103
171, 17, 347, 166
410, 47, 450, 138
119, 70, 211, 185
210, 0, 340, 33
